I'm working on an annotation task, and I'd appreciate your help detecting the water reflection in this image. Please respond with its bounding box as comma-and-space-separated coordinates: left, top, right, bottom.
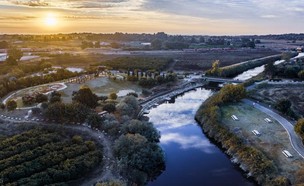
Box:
148, 89, 212, 133
161, 132, 214, 153
148, 88, 255, 186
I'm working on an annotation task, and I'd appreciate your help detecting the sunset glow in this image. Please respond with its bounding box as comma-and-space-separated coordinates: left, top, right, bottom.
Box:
44, 14, 57, 27
0, 0, 303, 34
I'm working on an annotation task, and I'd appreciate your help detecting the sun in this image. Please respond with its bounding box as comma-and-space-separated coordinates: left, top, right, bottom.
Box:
44, 14, 57, 27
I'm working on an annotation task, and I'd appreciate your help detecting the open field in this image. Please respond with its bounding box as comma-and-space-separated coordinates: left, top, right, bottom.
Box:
60, 77, 142, 103
221, 102, 304, 183
26, 48, 279, 71
249, 84, 304, 118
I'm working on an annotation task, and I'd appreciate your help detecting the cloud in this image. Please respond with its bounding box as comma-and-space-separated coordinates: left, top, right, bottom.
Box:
0, 16, 36, 20
10, 0, 48, 7
8, 0, 129, 9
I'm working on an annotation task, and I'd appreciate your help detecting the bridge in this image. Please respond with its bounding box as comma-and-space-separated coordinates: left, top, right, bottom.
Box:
137, 76, 243, 118
138, 80, 206, 117
201, 76, 244, 84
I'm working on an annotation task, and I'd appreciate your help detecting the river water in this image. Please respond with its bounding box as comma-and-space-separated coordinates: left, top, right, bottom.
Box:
147, 88, 255, 186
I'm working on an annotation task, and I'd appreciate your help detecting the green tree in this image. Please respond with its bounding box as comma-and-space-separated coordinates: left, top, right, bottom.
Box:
151, 39, 162, 50
295, 118, 304, 140
87, 113, 102, 128
264, 61, 275, 78
6, 99, 17, 111
219, 84, 246, 103
275, 99, 291, 113
298, 70, 304, 79
108, 92, 118, 100
72, 87, 98, 108
35, 93, 48, 103
6, 47, 23, 65
122, 120, 160, 142
49, 91, 61, 104
0, 103, 5, 110
103, 103, 116, 113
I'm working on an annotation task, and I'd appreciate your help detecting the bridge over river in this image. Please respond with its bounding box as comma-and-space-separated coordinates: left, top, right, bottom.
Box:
138, 76, 243, 117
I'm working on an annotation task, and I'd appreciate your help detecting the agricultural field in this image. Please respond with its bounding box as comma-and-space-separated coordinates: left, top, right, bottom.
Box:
220, 103, 304, 183
0, 127, 103, 185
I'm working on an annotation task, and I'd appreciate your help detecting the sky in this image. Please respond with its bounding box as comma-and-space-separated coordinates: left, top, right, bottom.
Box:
0, 0, 303, 35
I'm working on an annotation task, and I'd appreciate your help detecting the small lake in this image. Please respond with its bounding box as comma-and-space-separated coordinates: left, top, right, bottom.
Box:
147, 88, 255, 186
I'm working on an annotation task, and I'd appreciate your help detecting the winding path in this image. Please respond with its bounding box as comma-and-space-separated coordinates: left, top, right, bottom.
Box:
243, 99, 304, 159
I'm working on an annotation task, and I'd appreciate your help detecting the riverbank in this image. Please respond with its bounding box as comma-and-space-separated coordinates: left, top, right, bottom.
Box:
194, 85, 289, 185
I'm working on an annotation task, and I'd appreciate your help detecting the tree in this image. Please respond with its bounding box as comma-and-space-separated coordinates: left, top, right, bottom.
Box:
281, 52, 291, 62
298, 70, 304, 79
108, 92, 118, 100
35, 93, 48, 103
151, 39, 162, 50
87, 113, 102, 128
295, 118, 304, 140
6, 100, 17, 111
49, 91, 61, 104
114, 134, 165, 184
6, 47, 23, 65
127, 92, 138, 98
219, 84, 246, 103
72, 87, 98, 108
0, 41, 9, 49
122, 120, 160, 142
275, 99, 291, 114
0, 103, 5, 110
264, 61, 275, 78
207, 60, 222, 76
103, 103, 116, 113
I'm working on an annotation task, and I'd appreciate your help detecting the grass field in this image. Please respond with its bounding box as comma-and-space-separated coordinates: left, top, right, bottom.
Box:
60, 77, 142, 103
221, 103, 304, 183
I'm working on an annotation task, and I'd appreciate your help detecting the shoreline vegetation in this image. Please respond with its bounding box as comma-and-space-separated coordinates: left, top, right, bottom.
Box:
195, 84, 289, 185
205, 53, 296, 78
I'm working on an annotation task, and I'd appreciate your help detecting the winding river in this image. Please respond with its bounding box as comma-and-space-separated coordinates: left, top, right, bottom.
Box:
147, 88, 255, 186
147, 53, 304, 185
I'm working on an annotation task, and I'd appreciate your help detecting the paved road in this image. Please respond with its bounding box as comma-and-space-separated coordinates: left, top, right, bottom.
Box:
243, 99, 304, 159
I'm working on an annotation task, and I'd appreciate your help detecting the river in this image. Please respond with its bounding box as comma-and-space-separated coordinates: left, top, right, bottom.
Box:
147, 88, 255, 186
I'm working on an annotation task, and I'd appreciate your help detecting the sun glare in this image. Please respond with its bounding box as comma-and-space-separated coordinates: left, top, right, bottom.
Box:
44, 14, 57, 27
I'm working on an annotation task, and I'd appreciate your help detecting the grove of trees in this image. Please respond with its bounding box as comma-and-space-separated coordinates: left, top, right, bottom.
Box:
0, 128, 102, 185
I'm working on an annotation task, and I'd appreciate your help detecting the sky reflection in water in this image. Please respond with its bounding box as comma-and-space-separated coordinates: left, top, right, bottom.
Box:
147, 88, 213, 152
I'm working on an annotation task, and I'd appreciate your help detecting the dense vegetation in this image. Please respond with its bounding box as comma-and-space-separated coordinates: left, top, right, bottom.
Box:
0, 67, 79, 99
295, 118, 304, 142
99, 57, 172, 71
0, 128, 102, 185
205, 54, 282, 77
195, 84, 284, 185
